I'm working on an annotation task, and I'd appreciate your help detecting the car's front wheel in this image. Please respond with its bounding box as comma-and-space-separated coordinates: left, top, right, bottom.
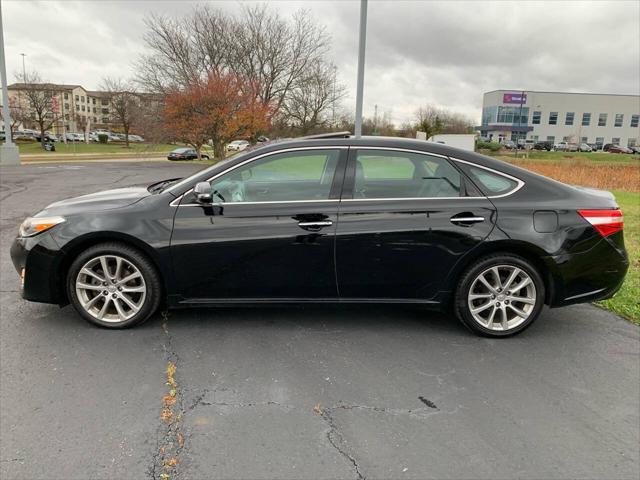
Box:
454, 254, 545, 337
67, 243, 162, 328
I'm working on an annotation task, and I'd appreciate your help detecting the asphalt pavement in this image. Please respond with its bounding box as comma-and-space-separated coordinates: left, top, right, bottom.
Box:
1, 161, 638, 480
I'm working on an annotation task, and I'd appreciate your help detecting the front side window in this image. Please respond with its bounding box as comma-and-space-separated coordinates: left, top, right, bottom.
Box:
352, 150, 461, 199
598, 113, 607, 126
614, 114, 624, 127
631, 114, 639, 128
208, 149, 341, 203
565, 112, 574, 125
548, 112, 558, 125
582, 112, 591, 126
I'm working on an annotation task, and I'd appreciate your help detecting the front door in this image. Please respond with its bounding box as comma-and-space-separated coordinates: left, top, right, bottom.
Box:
170, 148, 347, 301
335, 148, 497, 301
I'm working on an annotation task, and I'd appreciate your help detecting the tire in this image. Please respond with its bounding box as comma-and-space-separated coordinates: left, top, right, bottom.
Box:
67, 242, 162, 328
454, 253, 545, 337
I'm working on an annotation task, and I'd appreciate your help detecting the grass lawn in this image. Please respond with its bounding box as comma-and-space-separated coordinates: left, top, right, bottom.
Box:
597, 191, 640, 324
17, 141, 215, 156
486, 149, 639, 165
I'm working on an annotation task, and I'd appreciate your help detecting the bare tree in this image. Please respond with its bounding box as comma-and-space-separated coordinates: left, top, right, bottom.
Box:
0, 96, 27, 134
415, 105, 473, 139
137, 5, 331, 116
282, 61, 344, 135
101, 77, 139, 147
18, 71, 58, 148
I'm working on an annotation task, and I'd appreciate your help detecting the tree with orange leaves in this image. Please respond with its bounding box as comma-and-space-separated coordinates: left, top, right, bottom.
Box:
163, 73, 271, 160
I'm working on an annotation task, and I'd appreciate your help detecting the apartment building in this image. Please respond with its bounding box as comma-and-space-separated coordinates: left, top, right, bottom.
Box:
480, 90, 640, 148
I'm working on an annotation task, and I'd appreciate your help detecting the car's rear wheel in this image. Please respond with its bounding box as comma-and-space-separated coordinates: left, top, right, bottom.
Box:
454, 254, 545, 337
67, 243, 161, 328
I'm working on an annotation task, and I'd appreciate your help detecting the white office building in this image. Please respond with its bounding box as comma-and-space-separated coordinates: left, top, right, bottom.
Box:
479, 90, 640, 148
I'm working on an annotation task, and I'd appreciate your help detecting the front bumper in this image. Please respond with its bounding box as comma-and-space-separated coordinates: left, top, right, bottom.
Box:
10, 233, 64, 304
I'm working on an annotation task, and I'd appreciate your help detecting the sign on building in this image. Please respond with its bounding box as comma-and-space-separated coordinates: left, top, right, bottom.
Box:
503, 93, 527, 104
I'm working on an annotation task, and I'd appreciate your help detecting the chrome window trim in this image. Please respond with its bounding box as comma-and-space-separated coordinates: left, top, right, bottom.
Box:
169, 146, 348, 207
170, 145, 526, 207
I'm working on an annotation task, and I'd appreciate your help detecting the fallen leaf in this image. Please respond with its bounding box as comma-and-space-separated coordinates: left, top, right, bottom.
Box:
176, 432, 185, 447
313, 403, 323, 415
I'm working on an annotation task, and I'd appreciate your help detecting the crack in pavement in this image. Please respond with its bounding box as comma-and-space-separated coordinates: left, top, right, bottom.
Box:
318, 407, 366, 480
148, 311, 186, 480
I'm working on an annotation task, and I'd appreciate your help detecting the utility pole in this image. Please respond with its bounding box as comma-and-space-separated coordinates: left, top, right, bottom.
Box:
0, 1, 20, 164
20, 53, 26, 81
331, 64, 337, 128
514, 90, 525, 159
354, 0, 368, 138
373, 104, 378, 135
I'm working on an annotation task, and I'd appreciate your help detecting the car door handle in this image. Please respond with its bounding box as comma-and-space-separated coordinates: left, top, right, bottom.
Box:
298, 221, 333, 228
450, 216, 485, 225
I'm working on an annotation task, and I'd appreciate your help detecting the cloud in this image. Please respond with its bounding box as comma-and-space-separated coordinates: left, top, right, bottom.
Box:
4, 0, 638, 124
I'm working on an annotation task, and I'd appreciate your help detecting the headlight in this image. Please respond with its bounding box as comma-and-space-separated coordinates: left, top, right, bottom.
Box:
19, 216, 66, 237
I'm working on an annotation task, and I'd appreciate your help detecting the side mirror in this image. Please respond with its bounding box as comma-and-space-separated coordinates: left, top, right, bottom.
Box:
194, 182, 212, 204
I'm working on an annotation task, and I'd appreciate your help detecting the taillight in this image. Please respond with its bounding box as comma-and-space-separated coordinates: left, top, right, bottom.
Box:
578, 209, 624, 237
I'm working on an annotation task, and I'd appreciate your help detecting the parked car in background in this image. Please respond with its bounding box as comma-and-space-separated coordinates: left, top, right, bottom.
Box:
65, 133, 85, 142
226, 140, 250, 152
554, 142, 578, 152
579, 143, 592, 152
588, 143, 601, 151
257, 136, 270, 143
11, 134, 628, 337
167, 147, 209, 161
502, 140, 517, 150
628, 146, 640, 154
533, 141, 553, 151
128, 134, 145, 142
603, 144, 633, 154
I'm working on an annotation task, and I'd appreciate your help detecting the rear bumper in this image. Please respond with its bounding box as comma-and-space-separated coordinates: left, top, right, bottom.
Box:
10, 233, 64, 304
546, 237, 629, 307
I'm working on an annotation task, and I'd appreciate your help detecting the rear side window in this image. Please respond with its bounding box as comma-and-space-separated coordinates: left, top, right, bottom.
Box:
466, 166, 519, 196
353, 150, 462, 198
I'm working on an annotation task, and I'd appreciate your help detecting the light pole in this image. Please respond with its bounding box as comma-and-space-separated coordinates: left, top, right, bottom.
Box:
20, 52, 26, 81
0, 0, 20, 164
354, 0, 368, 138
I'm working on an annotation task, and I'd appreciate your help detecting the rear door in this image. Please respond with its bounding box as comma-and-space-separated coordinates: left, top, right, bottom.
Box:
170, 147, 347, 301
335, 147, 497, 301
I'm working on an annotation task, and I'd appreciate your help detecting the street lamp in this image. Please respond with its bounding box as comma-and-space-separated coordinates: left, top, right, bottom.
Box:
0, 1, 20, 164
354, 0, 368, 138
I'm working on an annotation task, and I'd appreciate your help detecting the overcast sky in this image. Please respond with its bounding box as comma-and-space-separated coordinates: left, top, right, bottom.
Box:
3, 0, 639, 124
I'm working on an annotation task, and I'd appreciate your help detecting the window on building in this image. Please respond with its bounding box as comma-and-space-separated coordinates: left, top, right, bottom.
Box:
532, 111, 541, 124
64, 103, 69, 110
532, 135, 539, 141
614, 114, 624, 127
64, 92, 68, 100
562, 136, 571, 142
101, 99, 109, 106
580, 137, 588, 143
101, 108, 109, 114
94, 117, 97, 123
581, 112, 591, 126
565, 112, 575, 126
496, 106, 529, 124
595, 137, 604, 147
81, 105, 85, 112
92, 98, 96, 105
64, 114, 69, 120
75, 95, 79, 101
631, 114, 639, 128
628, 138, 637, 148
75, 105, 79, 111
598, 113, 607, 126
548, 112, 558, 125
93, 107, 96, 113
611, 137, 620, 145
102, 117, 109, 123
547, 136, 555, 143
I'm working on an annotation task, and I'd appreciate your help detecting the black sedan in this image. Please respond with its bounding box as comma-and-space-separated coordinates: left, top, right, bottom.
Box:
167, 147, 209, 161
10, 134, 628, 337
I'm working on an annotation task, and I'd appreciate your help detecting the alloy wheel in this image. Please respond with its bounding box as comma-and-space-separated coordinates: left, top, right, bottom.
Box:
467, 265, 536, 331
75, 255, 146, 323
